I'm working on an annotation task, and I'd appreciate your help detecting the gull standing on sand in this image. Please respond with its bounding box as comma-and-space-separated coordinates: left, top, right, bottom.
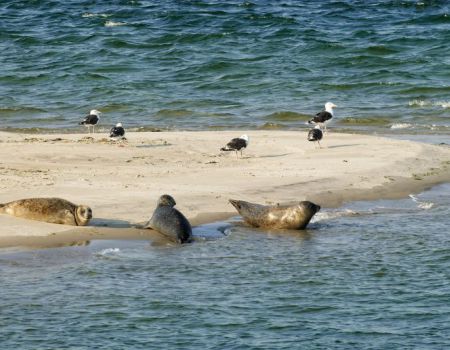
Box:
220, 134, 249, 158
79, 109, 101, 134
110, 122, 125, 139
308, 102, 337, 132
307, 125, 323, 148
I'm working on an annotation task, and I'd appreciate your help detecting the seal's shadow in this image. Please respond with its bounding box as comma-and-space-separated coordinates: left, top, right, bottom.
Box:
89, 218, 132, 228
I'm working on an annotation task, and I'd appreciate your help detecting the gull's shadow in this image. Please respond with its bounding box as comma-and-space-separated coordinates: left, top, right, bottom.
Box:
257, 153, 293, 158
89, 218, 132, 228
326, 143, 361, 149
136, 144, 171, 148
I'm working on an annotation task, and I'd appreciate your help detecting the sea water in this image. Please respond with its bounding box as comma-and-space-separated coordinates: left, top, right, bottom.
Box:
1, 184, 450, 349
1, 2, 450, 348
0, 1, 450, 134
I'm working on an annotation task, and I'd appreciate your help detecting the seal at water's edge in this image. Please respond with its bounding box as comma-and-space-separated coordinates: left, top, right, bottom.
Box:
144, 194, 192, 243
229, 199, 320, 230
0, 198, 92, 226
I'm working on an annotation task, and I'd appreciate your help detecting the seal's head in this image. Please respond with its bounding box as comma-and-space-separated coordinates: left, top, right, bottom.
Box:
299, 201, 321, 215
157, 194, 177, 207
76, 205, 93, 226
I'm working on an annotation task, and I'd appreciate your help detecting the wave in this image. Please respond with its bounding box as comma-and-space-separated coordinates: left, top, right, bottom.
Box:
390, 123, 413, 130
154, 109, 194, 118
366, 45, 399, 55
409, 99, 450, 108
264, 111, 310, 121
96, 248, 120, 256
389, 122, 449, 132
82, 13, 111, 18
257, 122, 286, 130
339, 117, 392, 126
409, 194, 434, 210
311, 209, 360, 223
104, 21, 126, 27
0, 106, 47, 114
400, 86, 450, 94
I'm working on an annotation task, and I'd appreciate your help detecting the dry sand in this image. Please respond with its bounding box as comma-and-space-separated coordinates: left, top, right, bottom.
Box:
0, 130, 449, 248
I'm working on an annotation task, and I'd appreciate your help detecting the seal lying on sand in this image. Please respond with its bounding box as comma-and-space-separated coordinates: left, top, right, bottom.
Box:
229, 199, 320, 230
145, 194, 192, 243
0, 198, 92, 226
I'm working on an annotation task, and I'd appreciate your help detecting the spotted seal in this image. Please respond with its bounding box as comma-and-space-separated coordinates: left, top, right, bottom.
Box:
229, 199, 320, 230
0, 197, 92, 226
144, 194, 192, 243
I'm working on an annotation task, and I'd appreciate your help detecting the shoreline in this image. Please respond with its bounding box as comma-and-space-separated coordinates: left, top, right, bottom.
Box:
1, 130, 449, 248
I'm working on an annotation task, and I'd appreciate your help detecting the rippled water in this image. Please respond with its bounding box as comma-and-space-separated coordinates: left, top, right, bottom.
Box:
1, 184, 450, 349
1, 1, 450, 134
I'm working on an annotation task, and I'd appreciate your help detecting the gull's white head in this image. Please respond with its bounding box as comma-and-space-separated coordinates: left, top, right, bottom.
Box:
240, 134, 249, 143
116, 122, 123, 127
324, 102, 337, 112
90, 109, 102, 116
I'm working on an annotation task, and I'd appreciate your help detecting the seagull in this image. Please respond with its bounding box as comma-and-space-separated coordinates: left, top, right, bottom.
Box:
307, 125, 323, 148
79, 109, 101, 134
308, 102, 337, 132
109, 122, 125, 139
220, 134, 249, 158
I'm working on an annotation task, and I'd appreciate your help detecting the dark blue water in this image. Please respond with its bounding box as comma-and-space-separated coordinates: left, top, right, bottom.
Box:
1, 184, 450, 349
1, 1, 450, 133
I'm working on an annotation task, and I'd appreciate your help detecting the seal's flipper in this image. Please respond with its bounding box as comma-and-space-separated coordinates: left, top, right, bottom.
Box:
143, 220, 153, 229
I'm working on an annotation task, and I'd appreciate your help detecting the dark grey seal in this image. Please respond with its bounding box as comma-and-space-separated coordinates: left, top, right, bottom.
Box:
229, 199, 320, 230
145, 194, 192, 243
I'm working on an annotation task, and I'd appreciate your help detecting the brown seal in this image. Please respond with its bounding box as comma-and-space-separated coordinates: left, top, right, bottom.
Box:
229, 199, 320, 230
0, 198, 92, 226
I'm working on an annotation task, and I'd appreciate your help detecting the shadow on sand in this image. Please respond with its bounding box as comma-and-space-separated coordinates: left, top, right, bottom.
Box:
89, 218, 133, 228
327, 143, 361, 149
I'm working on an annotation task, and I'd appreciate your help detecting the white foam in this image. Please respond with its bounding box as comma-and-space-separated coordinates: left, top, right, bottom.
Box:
409, 99, 429, 107
311, 209, 359, 223
408, 99, 450, 109
390, 123, 413, 129
82, 13, 111, 18
105, 21, 126, 27
409, 194, 434, 210
418, 202, 434, 209
98, 248, 120, 255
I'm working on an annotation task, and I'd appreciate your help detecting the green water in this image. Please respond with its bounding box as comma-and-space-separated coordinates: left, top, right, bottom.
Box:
0, 1, 449, 134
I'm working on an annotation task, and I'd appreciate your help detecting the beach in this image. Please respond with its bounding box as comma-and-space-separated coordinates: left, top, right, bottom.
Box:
1, 130, 449, 247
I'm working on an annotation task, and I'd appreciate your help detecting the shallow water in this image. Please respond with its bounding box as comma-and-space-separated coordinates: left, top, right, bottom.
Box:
1, 184, 450, 349
1, 1, 450, 134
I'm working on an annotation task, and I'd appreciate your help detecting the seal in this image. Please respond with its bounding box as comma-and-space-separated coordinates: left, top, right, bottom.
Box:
0, 197, 92, 226
229, 199, 320, 230
144, 194, 192, 243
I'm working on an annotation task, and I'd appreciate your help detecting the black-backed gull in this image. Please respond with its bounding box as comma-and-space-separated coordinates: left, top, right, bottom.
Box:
307, 125, 323, 148
110, 122, 125, 139
220, 134, 249, 158
308, 102, 336, 132
79, 109, 101, 133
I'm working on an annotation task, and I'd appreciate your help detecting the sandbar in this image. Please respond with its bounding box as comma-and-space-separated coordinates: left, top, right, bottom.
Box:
0, 130, 449, 248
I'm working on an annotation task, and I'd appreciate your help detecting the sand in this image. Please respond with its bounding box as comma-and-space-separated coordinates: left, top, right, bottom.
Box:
0, 130, 449, 248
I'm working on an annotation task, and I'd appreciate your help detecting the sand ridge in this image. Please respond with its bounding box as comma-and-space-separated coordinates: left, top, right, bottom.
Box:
0, 130, 449, 245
